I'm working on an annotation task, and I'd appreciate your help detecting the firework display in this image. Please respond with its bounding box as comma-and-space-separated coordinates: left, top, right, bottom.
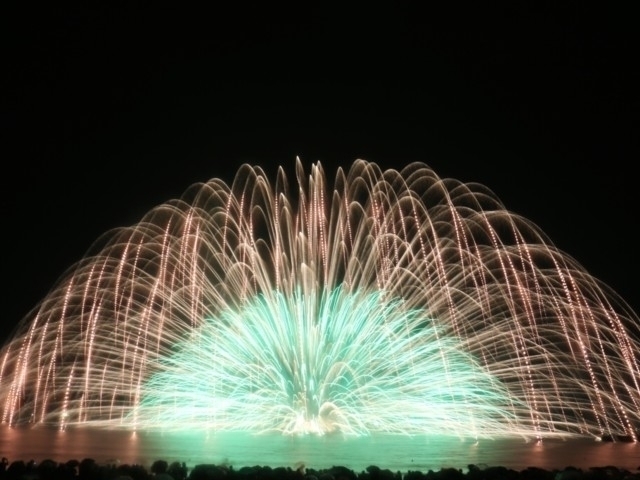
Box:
1, 159, 639, 440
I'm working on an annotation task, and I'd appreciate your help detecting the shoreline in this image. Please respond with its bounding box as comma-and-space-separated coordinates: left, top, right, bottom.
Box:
1, 459, 639, 480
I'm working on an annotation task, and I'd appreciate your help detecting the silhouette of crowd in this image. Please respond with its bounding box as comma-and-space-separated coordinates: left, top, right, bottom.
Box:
0, 458, 639, 480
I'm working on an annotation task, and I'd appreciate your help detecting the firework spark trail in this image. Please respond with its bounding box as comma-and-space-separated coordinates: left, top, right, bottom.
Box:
1, 158, 640, 440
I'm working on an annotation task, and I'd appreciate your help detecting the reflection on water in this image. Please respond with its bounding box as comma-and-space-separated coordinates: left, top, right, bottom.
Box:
1, 427, 639, 473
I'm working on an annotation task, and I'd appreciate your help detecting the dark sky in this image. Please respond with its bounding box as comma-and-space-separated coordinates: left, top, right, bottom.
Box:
2, 3, 638, 341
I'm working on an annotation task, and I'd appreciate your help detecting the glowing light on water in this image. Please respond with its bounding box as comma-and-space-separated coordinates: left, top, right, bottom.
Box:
1, 159, 640, 440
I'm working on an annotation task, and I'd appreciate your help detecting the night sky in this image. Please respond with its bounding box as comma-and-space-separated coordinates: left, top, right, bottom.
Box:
2, 4, 638, 342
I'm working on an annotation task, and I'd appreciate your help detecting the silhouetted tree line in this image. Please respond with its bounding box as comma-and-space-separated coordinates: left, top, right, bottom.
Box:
0, 458, 638, 480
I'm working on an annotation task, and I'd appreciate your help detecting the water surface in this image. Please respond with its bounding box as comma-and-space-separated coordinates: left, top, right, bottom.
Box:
1, 427, 639, 473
